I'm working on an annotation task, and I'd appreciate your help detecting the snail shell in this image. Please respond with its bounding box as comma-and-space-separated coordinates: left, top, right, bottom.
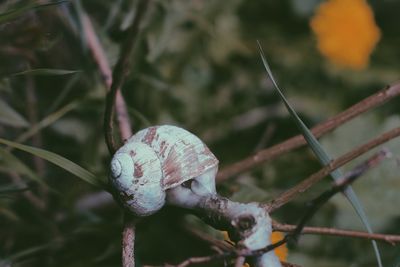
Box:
110, 125, 219, 216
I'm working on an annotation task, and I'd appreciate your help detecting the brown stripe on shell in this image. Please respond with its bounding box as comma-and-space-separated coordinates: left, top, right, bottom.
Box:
159, 140, 167, 158
162, 147, 182, 188
162, 141, 218, 189
142, 126, 158, 145
134, 162, 144, 178
129, 150, 136, 157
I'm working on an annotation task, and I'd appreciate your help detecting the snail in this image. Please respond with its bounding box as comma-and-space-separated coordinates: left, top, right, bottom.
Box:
109, 125, 282, 266
109, 125, 219, 216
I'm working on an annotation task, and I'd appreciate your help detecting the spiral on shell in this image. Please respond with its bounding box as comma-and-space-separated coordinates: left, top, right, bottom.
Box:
109, 125, 219, 216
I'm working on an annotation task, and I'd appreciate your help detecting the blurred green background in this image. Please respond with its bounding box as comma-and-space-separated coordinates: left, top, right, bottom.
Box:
0, 0, 399, 266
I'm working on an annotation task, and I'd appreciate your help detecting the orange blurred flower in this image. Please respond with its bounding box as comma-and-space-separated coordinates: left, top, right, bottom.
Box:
310, 0, 381, 70
271, 231, 288, 262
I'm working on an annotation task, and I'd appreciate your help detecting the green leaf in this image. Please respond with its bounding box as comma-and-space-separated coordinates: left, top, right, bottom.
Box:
0, 1, 69, 24
0, 99, 29, 128
15, 101, 78, 144
0, 184, 29, 195
12, 69, 81, 76
8, 243, 51, 261
0, 149, 45, 186
46, 73, 81, 114
0, 138, 106, 189
257, 41, 383, 267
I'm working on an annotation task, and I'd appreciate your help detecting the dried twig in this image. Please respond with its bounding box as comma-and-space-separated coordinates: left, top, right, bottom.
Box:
81, 1, 150, 267
104, 0, 150, 154
8, 172, 46, 211
163, 240, 292, 267
81, 11, 132, 141
266, 127, 400, 212
273, 222, 400, 245
217, 83, 400, 181
94, 1, 150, 267
122, 212, 137, 267
165, 150, 391, 267
285, 149, 390, 242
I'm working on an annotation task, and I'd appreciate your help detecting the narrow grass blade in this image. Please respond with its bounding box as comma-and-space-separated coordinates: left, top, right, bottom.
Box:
257, 41, 382, 267
0, 184, 29, 195
12, 69, 80, 76
0, 149, 45, 186
0, 138, 106, 189
46, 74, 81, 114
15, 101, 78, 145
0, 1, 68, 24
128, 107, 152, 127
0, 99, 29, 128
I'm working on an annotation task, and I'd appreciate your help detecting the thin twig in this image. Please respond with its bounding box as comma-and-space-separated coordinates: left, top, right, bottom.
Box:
287, 149, 390, 242
122, 212, 137, 267
273, 222, 400, 245
163, 151, 392, 267
96, 2, 150, 267
266, 127, 400, 212
164, 241, 293, 267
217, 82, 400, 181
164, 253, 231, 267
81, 11, 132, 141
104, 0, 149, 154
9, 172, 46, 211
238, 150, 390, 262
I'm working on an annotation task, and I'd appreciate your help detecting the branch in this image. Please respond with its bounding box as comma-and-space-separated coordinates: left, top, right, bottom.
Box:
183, 227, 300, 267
273, 222, 400, 245
84, 2, 150, 267
285, 149, 390, 242
162, 242, 299, 267
266, 127, 400, 212
122, 212, 138, 267
103, 0, 150, 154
167, 187, 282, 266
217, 82, 400, 181
81, 7, 132, 141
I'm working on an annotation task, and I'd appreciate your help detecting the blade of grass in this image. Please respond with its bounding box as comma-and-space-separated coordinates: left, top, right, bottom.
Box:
8, 243, 53, 262
257, 41, 382, 267
0, 149, 45, 187
0, 138, 106, 189
0, 1, 69, 24
0, 99, 30, 128
127, 106, 152, 127
0, 184, 29, 195
14, 101, 78, 145
46, 73, 81, 114
12, 69, 81, 76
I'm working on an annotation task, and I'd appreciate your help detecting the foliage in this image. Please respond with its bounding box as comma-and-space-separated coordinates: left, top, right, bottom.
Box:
0, 1, 399, 267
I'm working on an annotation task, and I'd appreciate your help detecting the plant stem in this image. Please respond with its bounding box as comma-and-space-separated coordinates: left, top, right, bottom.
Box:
266, 127, 400, 212
104, 0, 149, 154
122, 212, 137, 267
217, 82, 400, 181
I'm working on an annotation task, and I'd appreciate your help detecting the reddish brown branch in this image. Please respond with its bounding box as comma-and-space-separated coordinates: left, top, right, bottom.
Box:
104, 0, 149, 154
122, 212, 137, 267
217, 82, 400, 182
266, 127, 400, 212
284, 149, 390, 245
161, 249, 299, 267
81, 12, 132, 141
273, 222, 400, 245
80, 2, 149, 267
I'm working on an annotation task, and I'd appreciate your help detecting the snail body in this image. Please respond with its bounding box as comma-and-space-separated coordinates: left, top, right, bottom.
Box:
110, 125, 219, 216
